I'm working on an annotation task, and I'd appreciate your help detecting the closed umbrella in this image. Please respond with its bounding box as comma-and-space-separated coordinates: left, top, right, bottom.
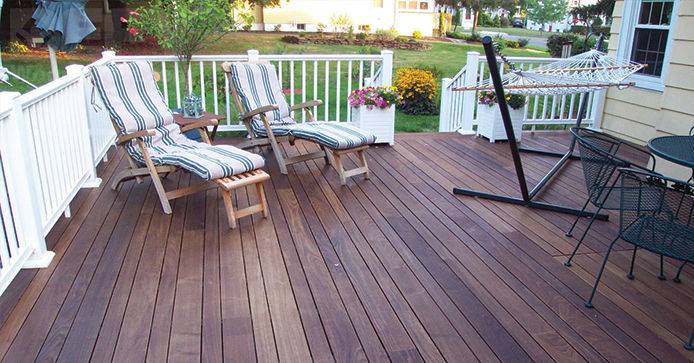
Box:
32, 0, 95, 79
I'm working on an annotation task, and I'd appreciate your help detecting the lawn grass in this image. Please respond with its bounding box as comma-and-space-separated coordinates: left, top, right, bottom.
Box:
2, 32, 549, 133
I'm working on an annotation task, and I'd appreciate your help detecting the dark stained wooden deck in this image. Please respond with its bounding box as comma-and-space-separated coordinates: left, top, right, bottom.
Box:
0, 131, 692, 362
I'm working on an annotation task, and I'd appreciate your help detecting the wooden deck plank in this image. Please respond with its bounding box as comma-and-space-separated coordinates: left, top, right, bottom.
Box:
145, 173, 190, 363
295, 143, 482, 362
52, 181, 156, 363
0, 132, 692, 362
201, 188, 223, 363
168, 179, 206, 362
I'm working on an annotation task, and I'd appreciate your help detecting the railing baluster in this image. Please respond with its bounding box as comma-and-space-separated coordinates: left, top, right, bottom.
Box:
313, 61, 318, 117
324, 61, 329, 121
290, 60, 295, 107
301, 61, 306, 122
358, 61, 364, 89
336, 60, 341, 122
174, 61, 181, 108
347, 61, 353, 122
213, 61, 219, 115
199, 61, 206, 110
161, 61, 168, 106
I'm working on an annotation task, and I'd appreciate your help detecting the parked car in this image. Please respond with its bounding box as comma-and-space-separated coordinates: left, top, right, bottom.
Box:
512, 19, 524, 28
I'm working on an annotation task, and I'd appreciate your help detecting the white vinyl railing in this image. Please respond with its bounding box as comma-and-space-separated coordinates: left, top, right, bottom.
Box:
105, 49, 393, 130
439, 51, 605, 133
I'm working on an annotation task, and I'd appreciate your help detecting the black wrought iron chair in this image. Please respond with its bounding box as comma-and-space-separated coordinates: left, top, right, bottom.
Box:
565, 127, 657, 269
584, 168, 694, 350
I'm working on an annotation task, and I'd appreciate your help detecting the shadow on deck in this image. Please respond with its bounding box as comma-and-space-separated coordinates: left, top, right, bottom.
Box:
0, 131, 692, 362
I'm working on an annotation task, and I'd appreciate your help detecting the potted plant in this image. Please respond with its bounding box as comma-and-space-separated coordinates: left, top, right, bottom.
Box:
126, 0, 238, 118
348, 86, 404, 145
476, 91, 527, 142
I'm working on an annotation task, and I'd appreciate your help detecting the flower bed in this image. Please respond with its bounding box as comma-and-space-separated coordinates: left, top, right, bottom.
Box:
282, 36, 432, 50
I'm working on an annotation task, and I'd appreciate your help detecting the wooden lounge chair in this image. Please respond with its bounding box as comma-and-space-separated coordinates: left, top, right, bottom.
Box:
221, 62, 376, 185
90, 61, 269, 228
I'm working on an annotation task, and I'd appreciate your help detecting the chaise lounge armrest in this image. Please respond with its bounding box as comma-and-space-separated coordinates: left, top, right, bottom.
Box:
117, 130, 156, 145
290, 100, 323, 111
239, 104, 280, 121
180, 118, 218, 133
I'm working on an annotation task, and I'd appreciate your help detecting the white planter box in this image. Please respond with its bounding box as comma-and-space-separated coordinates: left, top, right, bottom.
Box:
350, 105, 395, 145
476, 104, 524, 143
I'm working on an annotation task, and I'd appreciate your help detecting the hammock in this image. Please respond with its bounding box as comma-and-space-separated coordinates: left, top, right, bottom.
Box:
454, 49, 645, 95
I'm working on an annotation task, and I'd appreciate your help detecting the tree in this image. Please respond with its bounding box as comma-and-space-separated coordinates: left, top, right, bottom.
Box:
570, 0, 615, 33
243, 0, 283, 31
525, 0, 567, 30
435, 0, 507, 35
128, 0, 237, 94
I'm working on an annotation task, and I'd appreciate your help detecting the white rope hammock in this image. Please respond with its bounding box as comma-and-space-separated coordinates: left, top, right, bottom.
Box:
454, 49, 645, 95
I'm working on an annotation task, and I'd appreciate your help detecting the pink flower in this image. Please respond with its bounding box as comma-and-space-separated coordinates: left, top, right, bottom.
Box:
120, 17, 127, 23
129, 11, 139, 15
129, 27, 138, 35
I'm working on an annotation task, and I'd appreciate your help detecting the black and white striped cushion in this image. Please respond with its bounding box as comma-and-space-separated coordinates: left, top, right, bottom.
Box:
91, 61, 265, 180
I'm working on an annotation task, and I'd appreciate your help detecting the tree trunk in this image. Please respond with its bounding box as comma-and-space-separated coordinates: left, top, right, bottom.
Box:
472, 11, 479, 35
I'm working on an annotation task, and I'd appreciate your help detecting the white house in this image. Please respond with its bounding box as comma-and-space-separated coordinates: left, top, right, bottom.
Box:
253, 0, 439, 37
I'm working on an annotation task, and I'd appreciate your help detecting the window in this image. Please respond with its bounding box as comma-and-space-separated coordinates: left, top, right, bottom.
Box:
465, 8, 471, 20
618, 0, 678, 91
398, 0, 430, 11
373, 0, 383, 8
296, 23, 306, 30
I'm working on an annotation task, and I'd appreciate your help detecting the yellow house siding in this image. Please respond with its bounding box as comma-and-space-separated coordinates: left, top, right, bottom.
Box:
600, 0, 694, 180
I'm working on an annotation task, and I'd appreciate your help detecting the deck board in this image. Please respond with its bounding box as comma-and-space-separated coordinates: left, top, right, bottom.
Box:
0, 132, 692, 362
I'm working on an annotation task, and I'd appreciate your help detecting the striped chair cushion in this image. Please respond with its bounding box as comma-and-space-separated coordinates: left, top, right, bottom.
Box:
91, 61, 173, 134
226, 62, 296, 136
290, 122, 376, 150
91, 62, 265, 180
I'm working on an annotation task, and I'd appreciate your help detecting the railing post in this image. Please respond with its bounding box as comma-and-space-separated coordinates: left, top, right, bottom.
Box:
460, 51, 479, 134
439, 78, 453, 132
589, 89, 606, 130
0, 92, 55, 269
66, 64, 103, 189
101, 50, 116, 64
247, 49, 260, 62
380, 50, 393, 87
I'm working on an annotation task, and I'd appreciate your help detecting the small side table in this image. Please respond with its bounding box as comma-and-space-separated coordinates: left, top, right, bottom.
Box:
173, 111, 223, 142
648, 135, 694, 181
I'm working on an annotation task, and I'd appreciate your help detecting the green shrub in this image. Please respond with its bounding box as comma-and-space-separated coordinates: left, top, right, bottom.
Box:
493, 36, 506, 51
273, 24, 281, 32
347, 25, 354, 39
467, 33, 482, 42
355, 32, 367, 40
478, 12, 493, 26
298, 31, 307, 37
413, 30, 422, 39
546, 33, 579, 57
4, 41, 30, 54
499, 17, 510, 28
517, 38, 530, 48
373, 29, 397, 41
446, 31, 464, 39
358, 46, 380, 54
395, 36, 408, 42
393, 68, 439, 115
547, 33, 607, 57
492, 15, 501, 28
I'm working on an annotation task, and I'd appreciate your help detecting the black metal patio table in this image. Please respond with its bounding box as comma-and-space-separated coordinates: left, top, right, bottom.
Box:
648, 135, 694, 180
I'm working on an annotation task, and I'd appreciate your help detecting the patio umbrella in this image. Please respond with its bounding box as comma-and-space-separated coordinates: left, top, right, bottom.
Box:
31, 0, 95, 80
